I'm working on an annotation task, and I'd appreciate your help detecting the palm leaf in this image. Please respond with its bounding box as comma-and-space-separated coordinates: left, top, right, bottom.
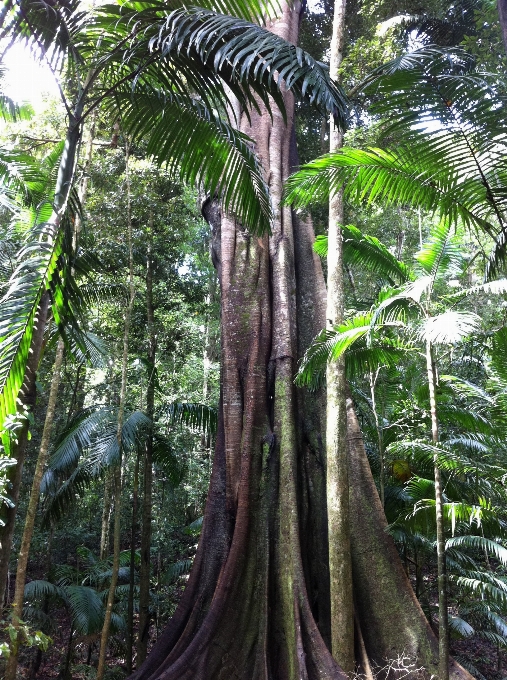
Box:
414, 222, 463, 280
449, 616, 474, 639
314, 225, 410, 285
419, 311, 480, 345
152, 434, 183, 489
446, 536, 507, 567
295, 316, 372, 388
168, 402, 217, 435
0, 221, 63, 450
285, 47, 507, 273
97, 4, 348, 126
66, 585, 104, 635
110, 91, 272, 235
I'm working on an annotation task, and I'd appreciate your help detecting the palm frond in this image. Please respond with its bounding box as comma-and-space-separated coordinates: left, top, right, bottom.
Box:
447, 278, 507, 300
286, 47, 507, 269
24, 579, 67, 603
111, 90, 272, 235
41, 465, 93, 528
295, 316, 372, 388
490, 327, 507, 383
342, 224, 410, 285
98, 4, 348, 125
414, 222, 463, 279
168, 402, 217, 435
313, 234, 327, 258
1, 0, 89, 70
0, 221, 62, 449
449, 615, 474, 639
164, 559, 193, 583
419, 311, 480, 345
66, 585, 104, 635
152, 434, 183, 489
44, 407, 112, 481
452, 571, 507, 606
446, 536, 507, 566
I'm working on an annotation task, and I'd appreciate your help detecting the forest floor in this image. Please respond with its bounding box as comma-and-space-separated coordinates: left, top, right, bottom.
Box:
3, 548, 505, 679
6, 615, 506, 679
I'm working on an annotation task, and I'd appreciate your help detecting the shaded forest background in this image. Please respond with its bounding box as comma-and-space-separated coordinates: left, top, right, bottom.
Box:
1, 0, 507, 678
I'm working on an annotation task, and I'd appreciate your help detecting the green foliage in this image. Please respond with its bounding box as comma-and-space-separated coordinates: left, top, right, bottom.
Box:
286, 47, 507, 278
0, 617, 52, 659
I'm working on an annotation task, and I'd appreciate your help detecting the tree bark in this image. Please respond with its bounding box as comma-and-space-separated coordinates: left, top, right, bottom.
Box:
426, 340, 449, 680
346, 396, 471, 680
99, 471, 113, 560
4, 338, 65, 680
127, 446, 140, 674
129, 4, 346, 679
498, 0, 507, 55
326, 0, 354, 670
127, 3, 475, 678
137, 225, 157, 665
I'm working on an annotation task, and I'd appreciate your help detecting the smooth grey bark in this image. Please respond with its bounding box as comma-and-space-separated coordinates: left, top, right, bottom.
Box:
426, 340, 449, 680
326, 0, 354, 670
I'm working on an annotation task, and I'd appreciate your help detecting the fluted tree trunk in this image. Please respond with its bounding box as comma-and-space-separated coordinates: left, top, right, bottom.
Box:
127, 3, 477, 680
130, 5, 344, 679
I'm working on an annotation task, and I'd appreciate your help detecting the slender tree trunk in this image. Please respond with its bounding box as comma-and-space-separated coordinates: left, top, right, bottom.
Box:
326, 0, 354, 670
4, 339, 65, 680
0, 292, 50, 607
4, 103, 99, 676
498, 0, 507, 55
426, 340, 449, 680
369, 370, 384, 507
97, 144, 136, 680
100, 472, 113, 560
137, 226, 156, 665
127, 447, 140, 674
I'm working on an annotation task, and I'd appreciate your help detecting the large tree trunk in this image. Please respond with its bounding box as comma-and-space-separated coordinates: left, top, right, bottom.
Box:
130, 4, 345, 679
129, 4, 476, 679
